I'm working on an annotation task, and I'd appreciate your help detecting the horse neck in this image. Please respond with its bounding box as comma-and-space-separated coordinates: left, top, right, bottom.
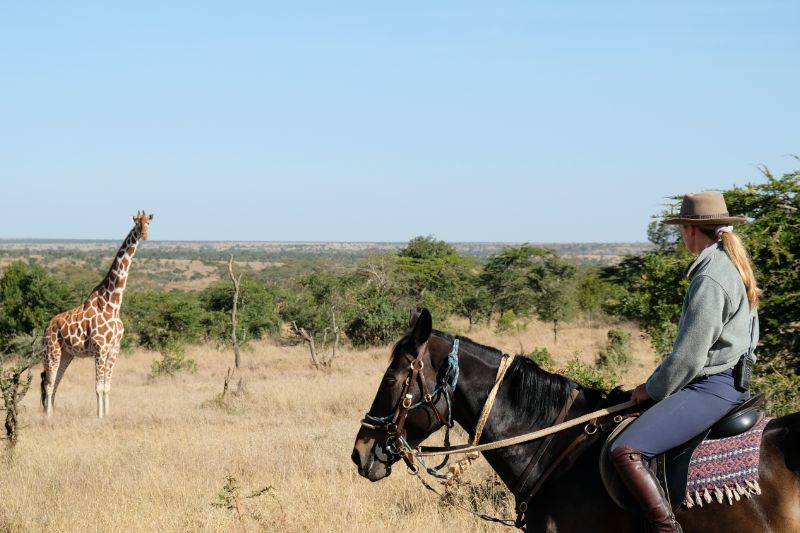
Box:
442, 335, 578, 494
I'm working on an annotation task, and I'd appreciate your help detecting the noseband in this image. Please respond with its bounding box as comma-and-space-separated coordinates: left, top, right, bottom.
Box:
361, 338, 460, 472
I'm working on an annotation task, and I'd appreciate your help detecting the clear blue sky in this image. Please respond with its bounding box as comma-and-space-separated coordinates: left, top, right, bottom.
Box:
1, 2, 797, 242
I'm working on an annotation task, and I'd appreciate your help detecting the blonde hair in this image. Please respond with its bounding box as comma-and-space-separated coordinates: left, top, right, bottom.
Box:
698, 226, 761, 309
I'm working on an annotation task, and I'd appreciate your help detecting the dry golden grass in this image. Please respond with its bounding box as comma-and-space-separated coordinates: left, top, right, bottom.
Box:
0, 320, 656, 532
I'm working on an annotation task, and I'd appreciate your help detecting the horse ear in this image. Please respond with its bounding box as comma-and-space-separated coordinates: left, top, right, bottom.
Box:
412, 308, 432, 347
408, 308, 420, 330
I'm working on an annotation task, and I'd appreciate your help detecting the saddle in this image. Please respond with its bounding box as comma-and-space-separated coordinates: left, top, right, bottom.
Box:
600, 393, 764, 512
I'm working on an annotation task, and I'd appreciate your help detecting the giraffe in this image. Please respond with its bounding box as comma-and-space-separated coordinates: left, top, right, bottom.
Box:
41, 211, 154, 418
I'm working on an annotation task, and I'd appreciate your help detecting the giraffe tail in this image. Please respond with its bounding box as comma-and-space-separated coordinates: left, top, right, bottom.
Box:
40, 370, 47, 410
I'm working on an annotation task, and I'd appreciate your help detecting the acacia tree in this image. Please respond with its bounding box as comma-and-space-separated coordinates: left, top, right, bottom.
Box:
530, 254, 578, 342
395, 236, 482, 326
482, 245, 578, 335
482, 245, 554, 317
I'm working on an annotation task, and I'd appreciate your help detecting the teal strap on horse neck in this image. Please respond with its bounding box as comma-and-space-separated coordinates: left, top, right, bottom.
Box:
446, 338, 460, 391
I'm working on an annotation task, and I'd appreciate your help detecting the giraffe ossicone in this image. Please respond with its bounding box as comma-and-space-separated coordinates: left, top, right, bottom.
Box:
41, 211, 154, 418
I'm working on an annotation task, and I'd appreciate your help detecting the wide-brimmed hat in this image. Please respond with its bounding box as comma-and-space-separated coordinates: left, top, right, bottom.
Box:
664, 191, 746, 225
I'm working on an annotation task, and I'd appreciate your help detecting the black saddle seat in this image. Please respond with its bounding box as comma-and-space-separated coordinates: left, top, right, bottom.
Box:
707, 393, 764, 439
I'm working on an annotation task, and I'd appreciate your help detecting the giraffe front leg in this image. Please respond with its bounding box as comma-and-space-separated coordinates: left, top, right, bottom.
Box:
95, 352, 109, 419
103, 345, 119, 417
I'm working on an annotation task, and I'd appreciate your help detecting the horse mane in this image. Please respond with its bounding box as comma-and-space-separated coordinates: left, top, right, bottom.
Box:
504, 355, 577, 427
433, 331, 579, 427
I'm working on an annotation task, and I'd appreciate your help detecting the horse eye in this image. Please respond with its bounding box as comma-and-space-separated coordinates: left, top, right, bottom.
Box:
383, 377, 397, 387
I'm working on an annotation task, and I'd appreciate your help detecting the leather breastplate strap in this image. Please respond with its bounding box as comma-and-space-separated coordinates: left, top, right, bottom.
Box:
515, 392, 618, 525
513, 388, 580, 497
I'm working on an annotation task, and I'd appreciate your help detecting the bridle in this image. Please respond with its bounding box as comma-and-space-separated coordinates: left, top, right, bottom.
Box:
360, 338, 461, 474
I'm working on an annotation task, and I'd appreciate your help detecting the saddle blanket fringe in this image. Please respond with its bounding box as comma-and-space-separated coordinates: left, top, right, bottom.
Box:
684, 416, 771, 508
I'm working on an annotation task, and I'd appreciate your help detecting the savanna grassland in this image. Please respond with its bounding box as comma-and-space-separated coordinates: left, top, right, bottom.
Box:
0, 318, 655, 533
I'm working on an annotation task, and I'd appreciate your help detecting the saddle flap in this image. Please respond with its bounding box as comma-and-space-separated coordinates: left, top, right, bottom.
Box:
599, 417, 640, 512
600, 417, 709, 513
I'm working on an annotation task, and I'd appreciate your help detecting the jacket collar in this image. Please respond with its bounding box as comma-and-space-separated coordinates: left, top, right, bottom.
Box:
686, 241, 723, 279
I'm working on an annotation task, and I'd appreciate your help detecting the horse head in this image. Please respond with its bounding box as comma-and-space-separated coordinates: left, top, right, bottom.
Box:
351, 308, 456, 481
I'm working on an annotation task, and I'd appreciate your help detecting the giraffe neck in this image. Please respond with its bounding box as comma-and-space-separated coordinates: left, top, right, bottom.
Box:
96, 226, 141, 312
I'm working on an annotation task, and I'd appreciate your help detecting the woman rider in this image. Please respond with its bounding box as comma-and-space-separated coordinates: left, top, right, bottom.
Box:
609, 192, 761, 533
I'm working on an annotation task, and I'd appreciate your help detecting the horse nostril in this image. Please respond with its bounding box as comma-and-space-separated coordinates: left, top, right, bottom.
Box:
351, 448, 361, 467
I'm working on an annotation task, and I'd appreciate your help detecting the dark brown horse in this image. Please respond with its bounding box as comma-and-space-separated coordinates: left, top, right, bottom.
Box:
352, 309, 800, 532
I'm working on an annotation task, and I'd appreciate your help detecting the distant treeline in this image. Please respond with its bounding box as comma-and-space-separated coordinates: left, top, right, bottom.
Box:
0, 241, 653, 267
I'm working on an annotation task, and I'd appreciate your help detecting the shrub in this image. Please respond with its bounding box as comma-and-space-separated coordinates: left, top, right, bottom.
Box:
346, 287, 408, 347
0, 261, 77, 350
124, 292, 207, 352
398, 235, 457, 260
575, 269, 624, 320
150, 349, 197, 378
495, 309, 522, 334
563, 357, 617, 391
528, 347, 554, 370
280, 269, 356, 342
597, 328, 632, 372
200, 278, 282, 342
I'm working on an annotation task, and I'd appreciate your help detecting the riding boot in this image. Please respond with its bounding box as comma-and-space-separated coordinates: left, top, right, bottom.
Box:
610, 446, 683, 533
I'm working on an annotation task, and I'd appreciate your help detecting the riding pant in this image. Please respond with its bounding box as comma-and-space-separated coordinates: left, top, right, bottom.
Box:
610, 369, 743, 460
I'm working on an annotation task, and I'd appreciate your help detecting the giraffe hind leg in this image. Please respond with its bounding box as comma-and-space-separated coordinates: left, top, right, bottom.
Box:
50, 353, 74, 413
42, 339, 62, 417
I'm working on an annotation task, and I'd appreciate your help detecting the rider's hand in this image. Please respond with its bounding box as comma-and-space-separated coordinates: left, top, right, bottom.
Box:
631, 383, 651, 404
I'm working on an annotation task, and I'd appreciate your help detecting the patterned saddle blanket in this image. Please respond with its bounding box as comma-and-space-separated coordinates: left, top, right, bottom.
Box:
683, 415, 771, 507
600, 411, 771, 511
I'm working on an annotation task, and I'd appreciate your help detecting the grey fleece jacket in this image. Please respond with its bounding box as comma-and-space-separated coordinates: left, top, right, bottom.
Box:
645, 242, 759, 401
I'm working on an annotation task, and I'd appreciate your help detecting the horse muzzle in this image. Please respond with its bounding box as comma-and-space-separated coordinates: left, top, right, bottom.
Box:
352, 433, 395, 481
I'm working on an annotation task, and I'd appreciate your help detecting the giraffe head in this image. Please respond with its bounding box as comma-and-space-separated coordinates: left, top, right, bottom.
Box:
132, 210, 154, 240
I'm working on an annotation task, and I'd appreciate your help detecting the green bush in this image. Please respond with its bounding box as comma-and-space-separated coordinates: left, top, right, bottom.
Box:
563, 357, 617, 392
0, 261, 77, 350
482, 245, 553, 317
602, 250, 687, 356
280, 269, 356, 341
150, 350, 197, 378
528, 347, 555, 370
575, 269, 624, 320
495, 309, 523, 334
200, 278, 282, 342
394, 239, 482, 322
345, 287, 408, 347
597, 328, 632, 372
124, 292, 208, 352
398, 235, 457, 260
